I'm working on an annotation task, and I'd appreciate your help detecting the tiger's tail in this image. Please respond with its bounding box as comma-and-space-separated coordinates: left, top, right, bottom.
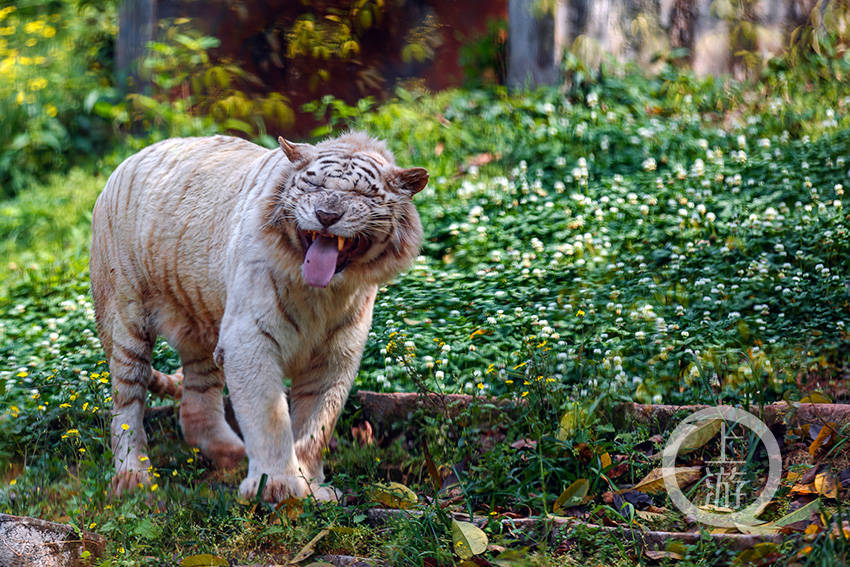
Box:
149, 367, 183, 399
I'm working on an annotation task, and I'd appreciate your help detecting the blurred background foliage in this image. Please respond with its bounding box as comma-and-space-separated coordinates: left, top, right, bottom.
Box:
0, 0, 115, 197
0, 0, 507, 199
3, 0, 850, 200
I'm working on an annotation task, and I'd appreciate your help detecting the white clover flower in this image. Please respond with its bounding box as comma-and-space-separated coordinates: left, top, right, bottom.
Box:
434, 370, 445, 380
642, 157, 657, 171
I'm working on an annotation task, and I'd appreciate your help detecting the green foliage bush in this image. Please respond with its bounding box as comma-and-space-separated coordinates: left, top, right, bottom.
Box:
0, 2, 115, 198
97, 20, 295, 149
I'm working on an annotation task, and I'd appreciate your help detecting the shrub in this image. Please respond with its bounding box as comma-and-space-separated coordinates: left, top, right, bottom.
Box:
0, 2, 115, 198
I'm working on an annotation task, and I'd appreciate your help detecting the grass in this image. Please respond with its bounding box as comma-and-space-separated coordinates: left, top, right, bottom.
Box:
1, 61, 849, 564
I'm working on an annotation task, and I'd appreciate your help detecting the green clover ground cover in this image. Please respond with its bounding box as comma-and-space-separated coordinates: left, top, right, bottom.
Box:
0, 67, 849, 563
357, 85, 850, 408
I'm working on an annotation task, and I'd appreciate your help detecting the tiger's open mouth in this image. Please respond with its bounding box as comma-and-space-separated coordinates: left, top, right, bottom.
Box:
297, 229, 371, 288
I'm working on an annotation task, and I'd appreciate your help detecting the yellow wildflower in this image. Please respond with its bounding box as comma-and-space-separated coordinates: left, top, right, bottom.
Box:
0, 27, 15, 36
16, 370, 27, 378
9, 479, 16, 486
41, 25, 55, 38
121, 423, 129, 430
24, 20, 44, 34
27, 76, 47, 90
44, 103, 56, 117
576, 309, 585, 317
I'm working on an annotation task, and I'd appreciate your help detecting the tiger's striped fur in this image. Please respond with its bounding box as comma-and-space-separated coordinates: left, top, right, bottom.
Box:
90, 132, 426, 501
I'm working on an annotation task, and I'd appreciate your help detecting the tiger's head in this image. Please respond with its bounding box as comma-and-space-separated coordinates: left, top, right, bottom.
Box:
263, 131, 427, 289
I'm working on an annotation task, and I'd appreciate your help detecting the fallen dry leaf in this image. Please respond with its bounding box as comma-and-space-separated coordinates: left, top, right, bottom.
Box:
606, 462, 629, 479
790, 482, 818, 496
814, 472, 839, 499
808, 422, 837, 457
625, 466, 702, 495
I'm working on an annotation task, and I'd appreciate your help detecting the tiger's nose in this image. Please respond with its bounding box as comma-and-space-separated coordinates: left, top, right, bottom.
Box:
315, 208, 343, 227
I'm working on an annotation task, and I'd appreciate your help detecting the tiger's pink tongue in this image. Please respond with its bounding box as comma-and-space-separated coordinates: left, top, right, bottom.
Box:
302, 235, 339, 288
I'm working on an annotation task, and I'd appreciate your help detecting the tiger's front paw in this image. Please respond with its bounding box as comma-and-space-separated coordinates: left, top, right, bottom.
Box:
239, 473, 309, 502
111, 469, 151, 498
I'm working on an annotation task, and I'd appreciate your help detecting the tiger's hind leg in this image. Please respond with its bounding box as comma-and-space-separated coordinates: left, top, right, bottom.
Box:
108, 320, 156, 496
178, 353, 245, 469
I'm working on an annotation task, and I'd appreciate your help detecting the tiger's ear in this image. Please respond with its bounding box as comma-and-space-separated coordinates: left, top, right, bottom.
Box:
278, 137, 314, 163
391, 167, 429, 196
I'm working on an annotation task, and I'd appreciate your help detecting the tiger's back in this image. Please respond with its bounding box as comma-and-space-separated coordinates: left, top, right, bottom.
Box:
91, 135, 263, 353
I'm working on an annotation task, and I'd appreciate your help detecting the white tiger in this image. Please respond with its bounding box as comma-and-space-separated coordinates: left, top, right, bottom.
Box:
90, 132, 427, 501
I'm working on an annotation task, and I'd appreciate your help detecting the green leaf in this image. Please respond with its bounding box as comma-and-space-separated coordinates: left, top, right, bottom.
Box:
628, 466, 701, 495
734, 522, 779, 535
678, 418, 722, 454
132, 517, 161, 541
556, 405, 585, 440
492, 548, 532, 567
773, 498, 820, 527
798, 392, 832, 404
734, 542, 780, 565
370, 482, 418, 509
180, 554, 229, 567
553, 478, 589, 512
290, 528, 330, 564
451, 519, 487, 559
